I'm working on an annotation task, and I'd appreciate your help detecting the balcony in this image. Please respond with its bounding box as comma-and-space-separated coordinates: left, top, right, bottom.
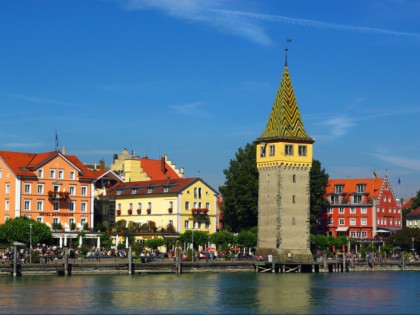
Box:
48, 191, 70, 201
192, 208, 209, 217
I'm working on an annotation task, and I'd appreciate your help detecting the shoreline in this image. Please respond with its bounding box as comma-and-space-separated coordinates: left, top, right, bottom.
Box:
2, 258, 420, 276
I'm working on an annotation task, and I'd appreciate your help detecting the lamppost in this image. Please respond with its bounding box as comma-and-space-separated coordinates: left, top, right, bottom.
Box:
191, 220, 194, 262
412, 238, 415, 254
29, 224, 33, 264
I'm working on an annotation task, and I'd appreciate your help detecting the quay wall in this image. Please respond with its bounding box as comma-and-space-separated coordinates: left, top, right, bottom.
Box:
3, 259, 420, 276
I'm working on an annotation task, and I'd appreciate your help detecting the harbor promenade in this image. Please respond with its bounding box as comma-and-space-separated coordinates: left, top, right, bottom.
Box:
3, 255, 420, 276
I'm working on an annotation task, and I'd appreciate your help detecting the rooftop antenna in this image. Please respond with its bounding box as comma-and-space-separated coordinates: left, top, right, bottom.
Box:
285, 38, 292, 66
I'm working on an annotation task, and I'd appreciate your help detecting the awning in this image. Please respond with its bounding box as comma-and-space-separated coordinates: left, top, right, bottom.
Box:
376, 229, 390, 233
336, 227, 349, 232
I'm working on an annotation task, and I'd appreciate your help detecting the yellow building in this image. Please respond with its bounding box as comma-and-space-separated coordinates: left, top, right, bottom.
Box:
107, 177, 219, 238
110, 148, 184, 182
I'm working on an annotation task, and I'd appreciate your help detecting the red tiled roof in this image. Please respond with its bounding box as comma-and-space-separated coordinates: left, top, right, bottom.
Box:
402, 198, 415, 209
326, 178, 384, 199
139, 157, 180, 180
107, 177, 199, 196
406, 207, 420, 218
0, 150, 96, 180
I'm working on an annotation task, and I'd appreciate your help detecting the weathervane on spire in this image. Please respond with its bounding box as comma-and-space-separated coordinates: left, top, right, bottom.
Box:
285, 38, 292, 66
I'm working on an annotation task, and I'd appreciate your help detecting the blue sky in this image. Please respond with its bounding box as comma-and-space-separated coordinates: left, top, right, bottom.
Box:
1, 0, 420, 200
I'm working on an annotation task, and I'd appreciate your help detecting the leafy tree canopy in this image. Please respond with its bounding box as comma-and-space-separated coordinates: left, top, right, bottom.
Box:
210, 231, 235, 251
0, 217, 52, 245
236, 228, 257, 249
309, 160, 330, 234
219, 142, 258, 232
178, 230, 209, 247
145, 238, 165, 250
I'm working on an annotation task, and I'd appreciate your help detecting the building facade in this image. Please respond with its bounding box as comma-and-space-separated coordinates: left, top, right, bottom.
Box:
406, 207, 420, 228
323, 177, 402, 238
0, 150, 98, 230
255, 51, 314, 263
106, 177, 218, 237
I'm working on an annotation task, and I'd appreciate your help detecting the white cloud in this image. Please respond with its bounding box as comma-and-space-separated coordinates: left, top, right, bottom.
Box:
121, 0, 271, 45
120, 0, 420, 45
168, 101, 206, 115
373, 154, 420, 171
215, 9, 420, 39
14, 95, 78, 107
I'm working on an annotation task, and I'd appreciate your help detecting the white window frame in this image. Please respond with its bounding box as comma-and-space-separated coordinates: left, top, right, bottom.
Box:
5, 183, 10, 194
37, 200, 43, 211
24, 183, 31, 194
70, 171, 76, 180
69, 186, 76, 196
350, 218, 356, 226
5, 200, 10, 211
361, 218, 367, 226
269, 144, 275, 156
285, 144, 293, 156
81, 186, 87, 196
184, 220, 189, 228
24, 200, 31, 211
50, 169, 56, 179
69, 201, 75, 212
58, 169, 64, 180
339, 218, 344, 225
37, 184, 44, 194
81, 202, 87, 212
38, 169, 43, 178
53, 201, 59, 211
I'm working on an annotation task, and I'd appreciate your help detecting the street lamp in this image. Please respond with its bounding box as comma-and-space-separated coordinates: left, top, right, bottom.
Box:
29, 224, 33, 264
412, 238, 415, 254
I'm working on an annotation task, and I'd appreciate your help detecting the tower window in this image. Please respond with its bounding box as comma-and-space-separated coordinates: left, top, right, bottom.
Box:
285, 145, 293, 156
292, 195, 296, 203
298, 145, 307, 156
292, 175, 296, 183
260, 146, 266, 157
269, 145, 275, 156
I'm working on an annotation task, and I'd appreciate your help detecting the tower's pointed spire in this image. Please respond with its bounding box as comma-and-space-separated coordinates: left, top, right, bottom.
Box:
257, 50, 313, 143
285, 48, 288, 67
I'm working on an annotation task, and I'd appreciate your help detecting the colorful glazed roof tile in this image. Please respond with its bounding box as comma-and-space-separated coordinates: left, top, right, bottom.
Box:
258, 54, 313, 143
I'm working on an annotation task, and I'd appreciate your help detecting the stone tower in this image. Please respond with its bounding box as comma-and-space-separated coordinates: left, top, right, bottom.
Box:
255, 50, 314, 263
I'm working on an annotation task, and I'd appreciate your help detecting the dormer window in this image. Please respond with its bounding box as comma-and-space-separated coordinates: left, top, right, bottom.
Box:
334, 185, 344, 194
37, 169, 43, 178
147, 188, 153, 193
132, 189, 137, 194
356, 184, 366, 193
164, 187, 169, 193
117, 190, 121, 195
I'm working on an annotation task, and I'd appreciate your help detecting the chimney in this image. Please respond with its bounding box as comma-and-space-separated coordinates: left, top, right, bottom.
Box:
161, 156, 167, 174
61, 146, 66, 155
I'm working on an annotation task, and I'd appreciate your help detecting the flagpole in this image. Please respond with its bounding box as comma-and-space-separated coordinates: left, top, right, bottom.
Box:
372, 171, 377, 238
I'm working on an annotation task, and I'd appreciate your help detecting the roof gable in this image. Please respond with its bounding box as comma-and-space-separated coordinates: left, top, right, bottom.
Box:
139, 157, 180, 180
326, 178, 385, 199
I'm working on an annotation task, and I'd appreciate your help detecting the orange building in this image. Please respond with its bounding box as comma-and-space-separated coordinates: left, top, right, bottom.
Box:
0, 150, 99, 230
322, 176, 402, 239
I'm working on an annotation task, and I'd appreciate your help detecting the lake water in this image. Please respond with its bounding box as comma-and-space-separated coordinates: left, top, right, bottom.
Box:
0, 272, 419, 314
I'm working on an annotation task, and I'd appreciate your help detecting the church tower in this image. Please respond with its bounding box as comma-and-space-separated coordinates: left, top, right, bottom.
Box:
256, 50, 314, 263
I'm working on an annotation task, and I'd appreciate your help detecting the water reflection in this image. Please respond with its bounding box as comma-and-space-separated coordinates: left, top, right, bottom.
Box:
1, 272, 420, 314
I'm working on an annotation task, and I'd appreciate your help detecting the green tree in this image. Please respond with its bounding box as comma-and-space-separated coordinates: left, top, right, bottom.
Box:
145, 238, 165, 251
219, 142, 258, 232
386, 226, 420, 252
236, 228, 257, 250
309, 159, 330, 234
0, 217, 52, 245
178, 230, 208, 248
210, 231, 235, 251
